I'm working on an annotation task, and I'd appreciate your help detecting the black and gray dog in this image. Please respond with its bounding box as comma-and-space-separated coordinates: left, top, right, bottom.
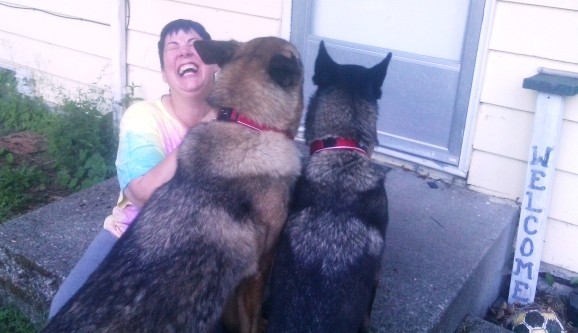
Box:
42, 37, 304, 333
265, 41, 392, 333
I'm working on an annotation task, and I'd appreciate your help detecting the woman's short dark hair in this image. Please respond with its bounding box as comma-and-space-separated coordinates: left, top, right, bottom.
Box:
157, 19, 211, 69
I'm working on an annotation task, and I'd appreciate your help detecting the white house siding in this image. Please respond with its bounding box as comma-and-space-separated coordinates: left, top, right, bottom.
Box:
469, 0, 578, 273
0, 0, 287, 102
124, 0, 286, 99
0, 1, 112, 102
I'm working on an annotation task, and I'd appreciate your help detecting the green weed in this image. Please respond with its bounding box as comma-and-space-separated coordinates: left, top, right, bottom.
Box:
0, 149, 46, 221
47, 91, 117, 190
0, 305, 36, 333
0, 68, 53, 135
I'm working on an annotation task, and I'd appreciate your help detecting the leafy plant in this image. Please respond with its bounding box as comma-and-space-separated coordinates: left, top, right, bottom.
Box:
0, 305, 36, 333
121, 81, 144, 108
544, 273, 555, 287
47, 92, 117, 190
0, 68, 120, 221
0, 68, 54, 134
0, 149, 46, 221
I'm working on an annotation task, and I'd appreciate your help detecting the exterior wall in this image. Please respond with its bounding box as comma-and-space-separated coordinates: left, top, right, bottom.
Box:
125, 0, 288, 99
0, 0, 288, 102
0, 1, 112, 102
469, 0, 578, 273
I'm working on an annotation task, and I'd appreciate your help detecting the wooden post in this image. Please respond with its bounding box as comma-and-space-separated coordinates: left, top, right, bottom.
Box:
508, 69, 578, 305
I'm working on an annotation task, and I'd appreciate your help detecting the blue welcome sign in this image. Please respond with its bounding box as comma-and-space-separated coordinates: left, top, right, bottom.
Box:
508, 69, 578, 305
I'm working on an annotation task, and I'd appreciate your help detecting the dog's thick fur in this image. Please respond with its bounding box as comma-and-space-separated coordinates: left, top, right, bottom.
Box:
265, 41, 392, 333
42, 37, 303, 333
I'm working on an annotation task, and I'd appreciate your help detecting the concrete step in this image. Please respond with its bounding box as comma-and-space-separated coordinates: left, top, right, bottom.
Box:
0, 164, 519, 331
370, 167, 518, 332
0, 179, 116, 326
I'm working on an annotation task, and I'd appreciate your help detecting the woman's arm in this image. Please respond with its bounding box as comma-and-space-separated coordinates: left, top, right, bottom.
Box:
122, 149, 178, 208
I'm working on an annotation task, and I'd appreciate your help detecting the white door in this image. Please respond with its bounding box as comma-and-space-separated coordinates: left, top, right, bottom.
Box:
291, 0, 486, 169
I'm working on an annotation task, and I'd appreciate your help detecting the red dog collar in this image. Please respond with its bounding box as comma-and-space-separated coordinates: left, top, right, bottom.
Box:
218, 108, 293, 139
309, 137, 367, 155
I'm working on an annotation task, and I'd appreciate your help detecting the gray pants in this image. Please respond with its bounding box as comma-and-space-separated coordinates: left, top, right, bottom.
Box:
48, 229, 117, 318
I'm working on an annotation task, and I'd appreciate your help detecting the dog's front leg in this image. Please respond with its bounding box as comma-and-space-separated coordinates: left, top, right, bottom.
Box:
222, 251, 275, 333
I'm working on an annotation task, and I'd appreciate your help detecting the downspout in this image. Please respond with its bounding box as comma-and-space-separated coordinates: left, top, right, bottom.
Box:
280, 0, 293, 40
111, 0, 127, 133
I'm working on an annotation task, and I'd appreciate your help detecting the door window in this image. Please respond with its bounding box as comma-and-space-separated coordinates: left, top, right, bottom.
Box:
292, 0, 485, 168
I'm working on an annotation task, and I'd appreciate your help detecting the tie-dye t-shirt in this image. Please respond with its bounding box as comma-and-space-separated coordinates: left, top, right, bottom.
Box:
103, 99, 187, 237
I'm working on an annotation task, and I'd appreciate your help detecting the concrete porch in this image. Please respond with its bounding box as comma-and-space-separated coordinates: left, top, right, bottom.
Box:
0, 162, 519, 332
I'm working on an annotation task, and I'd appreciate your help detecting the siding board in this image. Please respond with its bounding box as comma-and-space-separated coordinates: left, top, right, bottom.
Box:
491, 2, 578, 62
128, 0, 281, 41
481, 51, 578, 122
0, 3, 111, 58
0, 31, 110, 84
473, 104, 578, 174
126, 30, 161, 72
468, 150, 526, 200
557, 120, 578, 175
0, 0, 110, 24
543, 219, 578, 273
127, 66, 168, 101
549, 171, 578, 225
176, 0, 282, 18
473, 104, 533, 161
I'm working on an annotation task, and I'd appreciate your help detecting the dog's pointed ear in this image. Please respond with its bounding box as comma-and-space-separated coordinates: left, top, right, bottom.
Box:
194, 40, 241, 67
269, 51, 303, 88
369, 52, 393, 99
312, 41, 338, 86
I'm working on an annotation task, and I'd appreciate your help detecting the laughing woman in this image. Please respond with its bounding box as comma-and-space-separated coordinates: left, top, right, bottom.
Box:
48, 19, 218, 317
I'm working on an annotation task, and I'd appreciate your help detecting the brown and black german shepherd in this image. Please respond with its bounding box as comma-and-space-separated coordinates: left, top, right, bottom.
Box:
42, 37, 304, 333
265, 41, 392, 333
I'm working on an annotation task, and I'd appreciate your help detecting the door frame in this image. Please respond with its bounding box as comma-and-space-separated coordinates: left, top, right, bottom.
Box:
289, 0, 497, 178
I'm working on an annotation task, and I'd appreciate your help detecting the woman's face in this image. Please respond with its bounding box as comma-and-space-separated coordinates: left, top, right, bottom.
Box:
161, 29, 215, 97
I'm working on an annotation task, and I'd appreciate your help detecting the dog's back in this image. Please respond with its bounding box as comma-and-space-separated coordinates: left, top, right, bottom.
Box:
266, 41, 392, 333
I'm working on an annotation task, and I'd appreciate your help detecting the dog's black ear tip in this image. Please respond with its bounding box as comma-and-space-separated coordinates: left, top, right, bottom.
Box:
194, 40, 240, 67
314, 40, 338, 80
269, 53, 303, 88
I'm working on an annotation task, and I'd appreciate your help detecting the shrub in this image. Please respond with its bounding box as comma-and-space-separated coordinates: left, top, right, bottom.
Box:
0, 304, 36, 333
0, 68, 54, 134
47, 92, 117, 190
0, 149, 46, 221
0, 68, 119, 221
